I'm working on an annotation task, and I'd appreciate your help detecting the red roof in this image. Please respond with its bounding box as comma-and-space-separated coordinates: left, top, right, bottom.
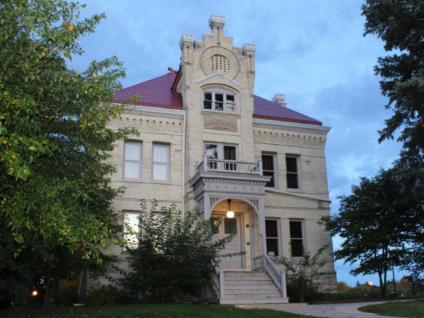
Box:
113, 72, 322, 126
113, 73, 183, 109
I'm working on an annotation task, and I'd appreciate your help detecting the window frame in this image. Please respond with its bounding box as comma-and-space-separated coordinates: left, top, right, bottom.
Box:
203, 87, 238, 113
204, 143, 239, 161
152, 143, 171, 182
123, 141, 143, 181
289, 220, 305, 258
265, 218, 280, 257
262, 153, 277, 188
286, 155, 301, 190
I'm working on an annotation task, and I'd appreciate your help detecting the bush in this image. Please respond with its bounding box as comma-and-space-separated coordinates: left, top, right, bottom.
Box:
54, 274, 79, 306
286, 278, 320, 302
120, 201, 243, 303
86, 284, 135, 306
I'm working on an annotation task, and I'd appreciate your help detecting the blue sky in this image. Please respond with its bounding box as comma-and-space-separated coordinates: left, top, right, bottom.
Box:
71, 0, 407, 286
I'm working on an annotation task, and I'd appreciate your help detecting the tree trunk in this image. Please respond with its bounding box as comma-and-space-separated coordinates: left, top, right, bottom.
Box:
78, 270, 87, 304
378, 269, 384, 299
43, 267, 52, 310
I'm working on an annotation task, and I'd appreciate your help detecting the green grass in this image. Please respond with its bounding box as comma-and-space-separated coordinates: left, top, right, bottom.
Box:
359, 299, 424, 317
0, 304, 310, 318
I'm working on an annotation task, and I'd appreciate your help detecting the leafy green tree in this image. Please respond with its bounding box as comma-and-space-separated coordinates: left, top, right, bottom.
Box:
276, 244, 328, 303
337, 281, 351, 294
321, 169, 419, 299
120, 200, 243, 303
0, 0, 138, 307
362, 0, 424, 271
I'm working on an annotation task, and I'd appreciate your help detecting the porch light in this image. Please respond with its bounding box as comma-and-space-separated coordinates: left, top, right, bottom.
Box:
32, 290, 38, 297
226, 199, 234, 218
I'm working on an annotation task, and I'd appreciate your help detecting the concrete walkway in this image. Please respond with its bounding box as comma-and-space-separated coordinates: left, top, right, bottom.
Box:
251, 300, 413, 318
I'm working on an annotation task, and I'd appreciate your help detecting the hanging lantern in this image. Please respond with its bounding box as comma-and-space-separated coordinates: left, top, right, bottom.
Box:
226, 199, 234, 218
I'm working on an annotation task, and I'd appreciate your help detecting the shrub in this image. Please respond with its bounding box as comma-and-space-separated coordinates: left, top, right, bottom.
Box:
86, 284, 134, 306
54, 274, 79, 306
120, 200, 243, 303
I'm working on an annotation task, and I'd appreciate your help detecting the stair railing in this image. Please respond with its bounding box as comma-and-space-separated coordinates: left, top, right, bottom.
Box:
253, 254, 287, 298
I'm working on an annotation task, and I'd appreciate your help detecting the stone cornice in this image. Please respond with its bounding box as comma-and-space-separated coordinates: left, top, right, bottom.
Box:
121, 104, 186, 119
196, 70, 244, 88
253, 118, 331, 134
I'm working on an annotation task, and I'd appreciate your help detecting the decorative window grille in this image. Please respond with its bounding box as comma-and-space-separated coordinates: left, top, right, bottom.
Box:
210, 54, 230, 73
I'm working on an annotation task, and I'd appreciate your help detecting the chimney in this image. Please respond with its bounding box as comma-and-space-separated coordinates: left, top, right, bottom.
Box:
272, 94, 287, 107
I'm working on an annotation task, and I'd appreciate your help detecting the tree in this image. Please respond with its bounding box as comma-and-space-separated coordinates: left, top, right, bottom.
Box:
276, 244, 328, 303
362, 0, 424, 271
0, 0, 137, 307
321, 169, 418, 299
337, 281, 351, 294
120, 200, 243, 303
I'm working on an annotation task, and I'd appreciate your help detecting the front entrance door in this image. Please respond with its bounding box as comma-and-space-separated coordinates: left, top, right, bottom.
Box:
213, 214, 243, 269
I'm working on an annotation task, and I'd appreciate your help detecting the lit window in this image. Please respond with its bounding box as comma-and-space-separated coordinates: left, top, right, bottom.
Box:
262, 154, 276, 188
286, 156, 299, 189
203, 90, 236, 112
266, 219, 279, 256
290, 221, 304, 257
124, 142, 142, 180
124, 212, 141, 249
153, 144, 170, 181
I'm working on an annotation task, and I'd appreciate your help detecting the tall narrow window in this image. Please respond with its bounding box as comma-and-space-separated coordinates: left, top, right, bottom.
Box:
153, 144, 170, 181
290, 221, 303, 257
266, 219, 279, 256
262, 155, 276, 187
124, 212, 140, 249
124, 142, 142, 180
286, 156, 299, 189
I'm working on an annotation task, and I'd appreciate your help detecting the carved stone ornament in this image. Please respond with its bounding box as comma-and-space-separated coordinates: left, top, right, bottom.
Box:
204, 117, 237, 132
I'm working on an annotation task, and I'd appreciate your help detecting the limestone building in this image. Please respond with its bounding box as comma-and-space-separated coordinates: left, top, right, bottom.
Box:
109, 15, 337, 304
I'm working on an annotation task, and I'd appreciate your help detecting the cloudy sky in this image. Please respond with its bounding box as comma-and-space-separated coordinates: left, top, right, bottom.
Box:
71, 0, 406, 286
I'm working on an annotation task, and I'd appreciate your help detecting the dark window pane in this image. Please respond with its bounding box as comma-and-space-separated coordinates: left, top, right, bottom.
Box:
266, 220, 278, 238
203, 101, 212, 109
204, 92, 212, 100
266, 239, 279, 256
263, 171, 275, 187
287, 174, 298, 189
215, 102, 223, 111
262, 155, 274, 170
286, 157, 297, 172
226, 95, 234, 102
291, 240, 303, 257
225, 218, 237, 234
290, 221, 302, 238
224, 146, 236, 160
215, 93, 224, 102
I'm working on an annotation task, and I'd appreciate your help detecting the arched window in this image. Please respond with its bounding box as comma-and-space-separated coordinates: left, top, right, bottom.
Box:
203, 88, 237, 113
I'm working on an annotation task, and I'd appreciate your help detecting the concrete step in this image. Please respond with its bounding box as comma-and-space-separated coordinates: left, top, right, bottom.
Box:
225, 289, 280, 295
224, 294, 282, 300
225, 280, 275, 286
225, 285, 278, 290
220, 298, 289, 305
225, 276, 273, 281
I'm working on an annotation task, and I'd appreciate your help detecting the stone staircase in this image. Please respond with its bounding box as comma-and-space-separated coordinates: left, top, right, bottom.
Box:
219, 271, 289, 305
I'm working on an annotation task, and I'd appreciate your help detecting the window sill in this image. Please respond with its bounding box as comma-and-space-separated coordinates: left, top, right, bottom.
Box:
120, 179, 173, 185
151, 180, 172, 185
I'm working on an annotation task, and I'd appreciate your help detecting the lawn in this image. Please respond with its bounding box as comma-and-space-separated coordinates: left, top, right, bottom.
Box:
359, 299, 424, 317
0, 304, 309, 318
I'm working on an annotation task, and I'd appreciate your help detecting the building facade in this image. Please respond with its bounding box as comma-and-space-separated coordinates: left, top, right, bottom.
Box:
108, 16, 337, 304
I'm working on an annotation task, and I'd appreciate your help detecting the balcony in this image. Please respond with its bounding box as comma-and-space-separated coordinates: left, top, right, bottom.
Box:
196, 156, 263, 175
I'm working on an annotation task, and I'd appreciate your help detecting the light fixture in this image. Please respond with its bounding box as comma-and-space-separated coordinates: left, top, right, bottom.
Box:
226, 199, 234, 218
32, 290, 38, 297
